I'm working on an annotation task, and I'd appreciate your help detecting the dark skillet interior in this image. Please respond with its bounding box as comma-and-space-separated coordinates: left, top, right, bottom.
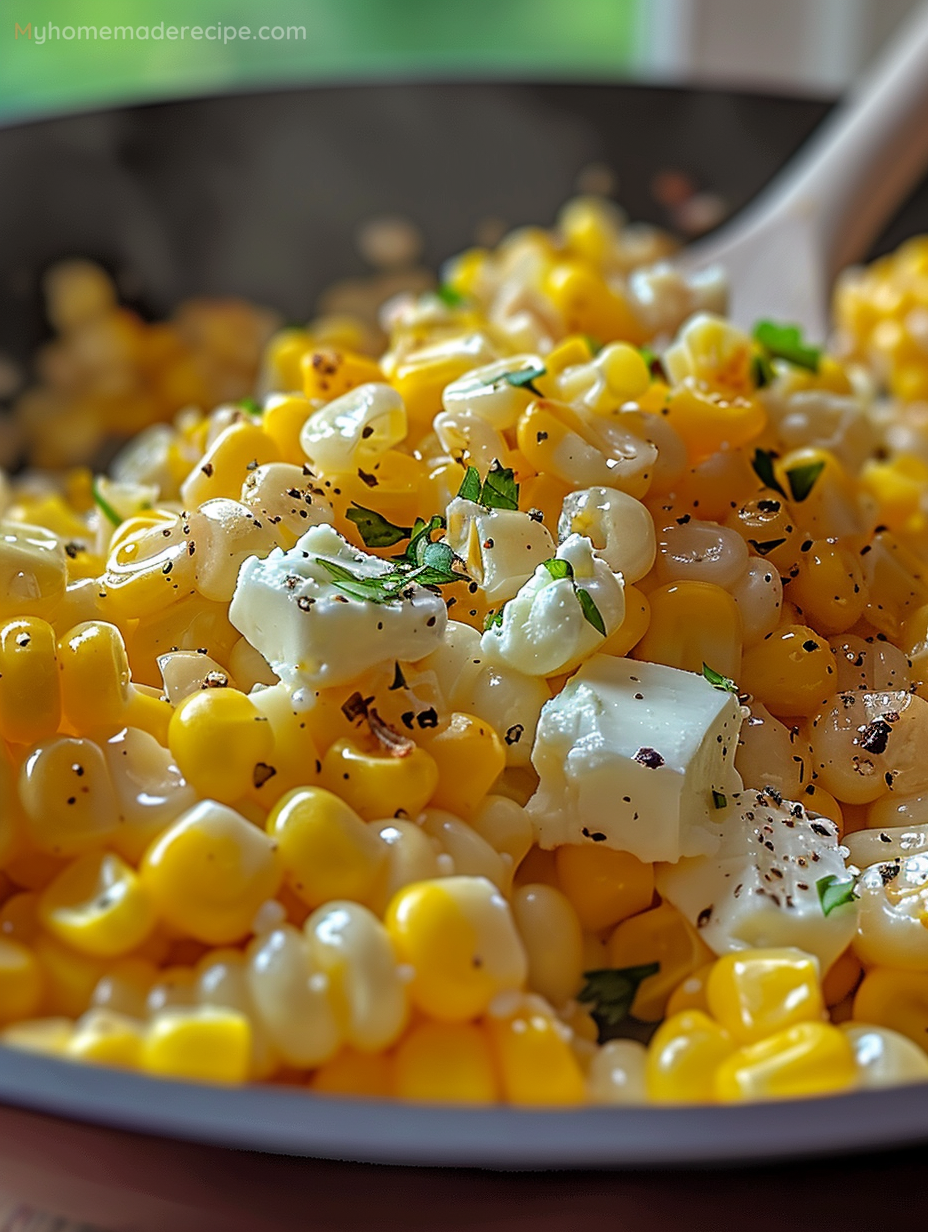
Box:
0, 81, 853, 378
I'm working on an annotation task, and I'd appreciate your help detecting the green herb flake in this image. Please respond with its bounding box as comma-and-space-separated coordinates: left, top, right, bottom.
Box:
816, 874, 857, 917
457, 466, 483, 504
501, 364, 547, 398
751, 353, 775, 389
785, 460, 826, 503
484, 607, 505, 631
702, 662, 739, 694
542, 557, 575, 582
750, 448, 787, 498
578, 964, 660, 1035
576, 587, 606, 636
91, 478, 122, 529
400, 514, 447, 566
753, 320, 822, 373
583, 335, 604, 356
436, 283, 466, 308
712, 790, 728, 810
480, 461, 520, 511
346, 504, 411, 548
236, 397, 262, 415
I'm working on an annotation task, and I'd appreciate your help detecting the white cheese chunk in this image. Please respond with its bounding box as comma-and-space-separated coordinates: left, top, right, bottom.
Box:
480, 534, 625, 677
228, 523, 446, 689
299, 383, 406, 475
527, 655, 742, 862
444, 496, 554, 605
656, 789, 856, 972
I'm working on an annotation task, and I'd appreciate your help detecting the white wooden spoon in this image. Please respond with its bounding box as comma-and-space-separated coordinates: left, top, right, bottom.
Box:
674, 0, 928, 338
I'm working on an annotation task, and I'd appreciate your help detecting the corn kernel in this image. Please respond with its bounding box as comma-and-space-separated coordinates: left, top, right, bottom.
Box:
394, 1021, 498, 1103
67, 1008, 144, 1068
142, 1006, 251, 1083
19, 736, 118, 858
180, 420, 280, 507
318, 738, 438, 822
511, 884, 584, 1008
544, 261, 645, 345
385, 876, 527, 1022
0, 618, 61, 745
645, 1009, 735, 1103
740, 625, 837, 718
853, 967, 928, 1050
58, 620, 132, 734
310, 1047, 394, 1097
0, 937, 44, 1024
665, 962, 714, 1017
714, 1021, 857, 1101
416, 713, 505, 817
633, 581, 742, 684
261, 393, 315, 462
663, 384, 765, 464
141, 800, 281, 944
554, 843, 654, 933
706, 949, 825, 1045
38, 851, 155, 958
32, 931, 107, 1017
486, 996, 587, 1105
168, 686, 275, 805
606, 902, 713, 1022
101, 511, 199, 621
0, 522, 67, 620
301, 347, 383, 401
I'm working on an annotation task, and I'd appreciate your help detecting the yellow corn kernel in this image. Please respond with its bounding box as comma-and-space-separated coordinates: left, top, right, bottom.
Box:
544, 260, 645, 345
714, 1022, 858, 1102
326, 450, 426, 531
645, 1009, 735, 1103
90, 956, 158, 1018
141, 800, 281, 945
301, 347, 383, 401
511, 884, 584, 1008
800, 784, 844, 833
518, 472, 572, 534
862, 455, 928, 534
706, 949, 825, 1045
67, 1008, 144, 1068
38, 851, 155, 958
822, 948, 862, 1007
126, 594, 239, 687
852, 967, 928, 1049
168, 687, 275, 805
543, 335, 594, 377
180, 421, 280, 508
262, 328, 313, 392
318, 738, 438, 822
392, 342, 490, 426
122, 687, 173, 748
486, 997, 587, 1106
310, 1046, 394, 1097
394, 1021, 498, 1103
633, 581, 742, 681
861, 530, 928, 640
740, 625, 837, 718
601, 584, 650, 658
385, 876, 527, 1022
261, 393, 315, 462
517, 399, 653, 495
787, 540, 867, 635
554, 844, 654, 933
58, 620, 132, 735
365, 819, 443, 917
416, 713, 505, 817
558, 196, 623, 263
469, 795, 534, 869
0, 937, 44, 1024
19, 736, 118, 858
2, 1017, 72, 1055
0, 618, 60, 746
102, 512, 198, 621
440, 246, 487, 299
267, 786, 387, 909
247, 684, 321, 807
665, 962, 715, 1017
32, 931, 107, 1017
141, 1006, 251, 1084
0, 522, 67, 620
663, 384, 766, 464
420, 810, 509, 889
606, 902, 713, 1022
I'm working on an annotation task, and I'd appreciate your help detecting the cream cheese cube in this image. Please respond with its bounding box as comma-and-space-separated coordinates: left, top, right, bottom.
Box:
656, 788, 857, 972
228, 524, 446, 689
527, 655, 742, 863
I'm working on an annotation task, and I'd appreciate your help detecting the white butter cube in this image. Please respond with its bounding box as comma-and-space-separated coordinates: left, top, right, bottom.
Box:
228, 524, 446, 689
527, 655, 742, 863
656, 788, 856, 972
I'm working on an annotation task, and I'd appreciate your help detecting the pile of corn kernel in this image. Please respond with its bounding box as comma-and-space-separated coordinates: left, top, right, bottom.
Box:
2, 197, 928, 1106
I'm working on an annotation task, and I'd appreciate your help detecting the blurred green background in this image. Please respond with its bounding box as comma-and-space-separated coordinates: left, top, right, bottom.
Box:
1, 0, 642, 121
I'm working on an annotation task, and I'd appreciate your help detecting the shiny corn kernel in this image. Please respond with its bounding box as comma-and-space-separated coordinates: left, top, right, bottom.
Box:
318, 738, 438, 822
385, 876, 527, 1022
420, 810, 509, 890
852, 967, 928, 1050
714, 1022, 857, 1102
168, 687, 275, 805
301, 347, 383, 401
787, 540, 867, 635
600, 584, 651, 658
38, 851, 155, 958
394, 1021, 498, 1103
633, 581, 742, 682
180, 420, 280, 508
606, 902, 713, 1022
141, 800, 281, 945
645, 1009, 735, 1103
262, 328, 313, 393
841, 1022, 928, 1087
543, 261, 645, 345
261, 393, 315, 462
706, 949, 825, 1045
665, 962, 714, 1017
0, 937, 44, 1024
0, 617, 60, 745
416, 713, 505, 817
19, 736, 118, 858
101, 511, 198, 621
67, 1008, 144, 1068
664, 384, 766, 464
142, 1006, 251, 1084
554, 844, 654, 933
267, 786, 387, 909
740, 625, 837, 718
511, 884, 584, 1008
246, 924, 342, 1068
58, 621, 132, 734
365, 819, 443, 917
0, 522, 67, 620
487, 996, 587, 1106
